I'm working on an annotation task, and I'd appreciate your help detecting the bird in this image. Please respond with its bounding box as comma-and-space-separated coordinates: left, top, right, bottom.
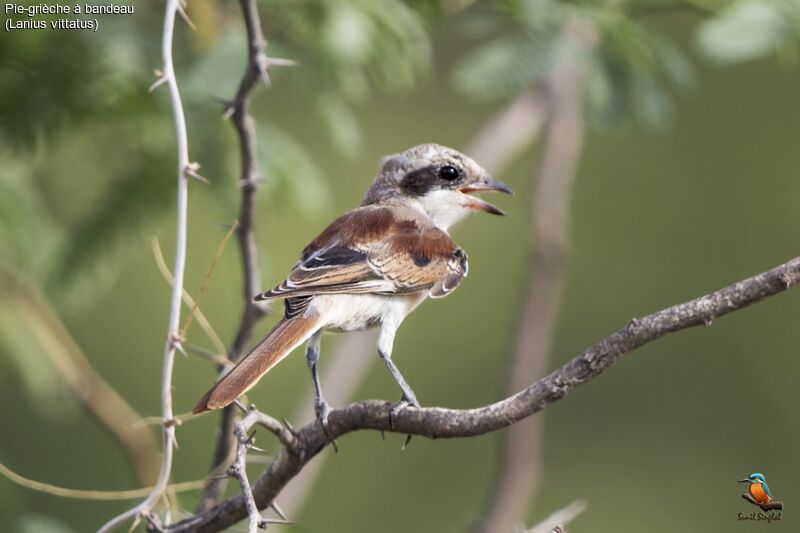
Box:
192, 143, 512, 436
738, 473, 772, 504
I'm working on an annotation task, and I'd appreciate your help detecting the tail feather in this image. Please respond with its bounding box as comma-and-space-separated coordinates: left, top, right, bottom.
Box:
193, 315, 320, 414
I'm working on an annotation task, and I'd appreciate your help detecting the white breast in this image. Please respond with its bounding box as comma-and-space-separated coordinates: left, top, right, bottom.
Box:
311, 293, 427, 333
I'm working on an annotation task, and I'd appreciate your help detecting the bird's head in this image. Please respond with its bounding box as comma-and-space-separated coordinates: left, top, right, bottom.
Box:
363, 143, 513, 231
739, 473, 766, 484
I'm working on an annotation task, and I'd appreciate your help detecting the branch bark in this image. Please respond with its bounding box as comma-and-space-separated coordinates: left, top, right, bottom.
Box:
99, 0, 192, 529
196, 0, 271, 512
167, 256, 800, 532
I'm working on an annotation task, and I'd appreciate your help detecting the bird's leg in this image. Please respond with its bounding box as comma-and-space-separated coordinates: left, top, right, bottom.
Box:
305, 330, 336, 447
379, 350, 420, 408
377, 321, 419, 443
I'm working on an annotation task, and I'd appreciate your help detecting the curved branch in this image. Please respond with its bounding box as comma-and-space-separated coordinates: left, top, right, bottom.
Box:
168, 256, 800, 532
99, 0, 191, 529
196, 0, 272, 511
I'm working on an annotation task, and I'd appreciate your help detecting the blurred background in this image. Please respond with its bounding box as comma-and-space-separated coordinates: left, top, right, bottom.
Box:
1, 0, 800, 531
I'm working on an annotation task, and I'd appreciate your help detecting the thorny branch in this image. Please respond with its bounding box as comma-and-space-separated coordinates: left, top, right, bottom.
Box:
197, 0, 283, 512
99, 0, 194, 529
167, 256, 800, 532
227, 407, 297, 533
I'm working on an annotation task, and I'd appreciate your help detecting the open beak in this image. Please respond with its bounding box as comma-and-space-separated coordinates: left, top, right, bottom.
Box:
738, 479, 750, 483
459, 176, 513, 216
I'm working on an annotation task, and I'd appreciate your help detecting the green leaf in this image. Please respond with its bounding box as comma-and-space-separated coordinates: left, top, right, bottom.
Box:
453, 35, 556, 99
315, 95, 362, 157
697, 0, 790, 64
48, 131, 175, 294
257, 126, 330, 218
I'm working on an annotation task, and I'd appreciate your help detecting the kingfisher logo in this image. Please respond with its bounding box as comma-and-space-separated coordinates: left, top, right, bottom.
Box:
737, 472, 783, 523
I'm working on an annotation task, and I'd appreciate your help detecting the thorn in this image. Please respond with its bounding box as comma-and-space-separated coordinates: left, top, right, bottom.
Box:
270, 502, 288, 521
249, 444, 269, 454
256, 54, 271, 88
207, 473, 229, 481
261, 518, 297, 526
267, 57, 298, 67
330, 438, 339, 454
380, 430, 385, 441
175, 1, 197, 31
211, 95, 237, 120
149, 75, 168, 93
128, 513, 143, 533
185, 162, 210, 184
402, 434, 413, 450
170, 333, 188, 357
233, 400, 249, 414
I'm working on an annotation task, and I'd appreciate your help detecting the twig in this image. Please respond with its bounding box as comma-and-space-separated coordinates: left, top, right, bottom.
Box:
523, 500, 586, 533
180, 220, 239, 338
228, 408, 298, 532
152, 237, 227, 355
230, 423, 262, 533
0, 462, 204, 501
196, 0, 274, 512
482, 18, 598, 532
166, 255, 800, 532
98, 0, 192, 530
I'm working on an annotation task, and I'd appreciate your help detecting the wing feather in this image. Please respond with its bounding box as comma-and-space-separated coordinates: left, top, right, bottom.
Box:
255, 206, 469, 302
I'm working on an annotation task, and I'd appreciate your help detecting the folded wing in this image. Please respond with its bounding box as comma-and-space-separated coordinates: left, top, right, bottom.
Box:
255, 206, 469, 302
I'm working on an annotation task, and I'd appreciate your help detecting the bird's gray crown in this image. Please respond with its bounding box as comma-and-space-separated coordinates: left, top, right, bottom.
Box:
362, 143, 485, 205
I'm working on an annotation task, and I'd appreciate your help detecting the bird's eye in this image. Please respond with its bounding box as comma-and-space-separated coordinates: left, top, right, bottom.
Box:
439, 165, 459, 181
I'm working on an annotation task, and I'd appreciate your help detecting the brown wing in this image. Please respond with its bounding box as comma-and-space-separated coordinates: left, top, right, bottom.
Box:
255, 206, 469, 301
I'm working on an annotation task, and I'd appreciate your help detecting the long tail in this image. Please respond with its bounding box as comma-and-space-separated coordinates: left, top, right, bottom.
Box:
192, 315, 321, 414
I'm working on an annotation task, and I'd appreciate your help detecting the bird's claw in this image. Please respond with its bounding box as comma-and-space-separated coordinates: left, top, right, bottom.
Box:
388, 394, 420, 447
314, 398, 338, 452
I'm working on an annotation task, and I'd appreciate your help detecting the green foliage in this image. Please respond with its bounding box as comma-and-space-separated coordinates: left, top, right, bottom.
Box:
258, 125, 330, 218
452, 0, 798, 128
0, 0, 432, 303
259, 0, 431, 154
453, 35, 557, 98
0, 157, 57, 279
0, 31, 107, 148
48, 136, 176, 293
452, 0, 692, 128
697, 0, 800, 63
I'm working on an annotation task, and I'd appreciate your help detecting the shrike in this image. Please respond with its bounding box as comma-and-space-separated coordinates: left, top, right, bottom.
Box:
193, 143, 512, 433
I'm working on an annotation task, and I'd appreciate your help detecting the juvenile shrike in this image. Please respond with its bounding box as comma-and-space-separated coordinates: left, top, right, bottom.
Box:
193, 143, 512, 432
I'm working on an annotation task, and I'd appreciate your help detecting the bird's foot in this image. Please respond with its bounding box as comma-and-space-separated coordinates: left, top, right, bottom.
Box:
389, 394, 420, 449
314, 398, 338, 453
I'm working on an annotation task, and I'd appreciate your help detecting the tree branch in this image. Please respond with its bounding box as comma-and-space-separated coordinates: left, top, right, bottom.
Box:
196, 0, 272, 511
98, 0, 192, 529
168, 256, 800, 532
